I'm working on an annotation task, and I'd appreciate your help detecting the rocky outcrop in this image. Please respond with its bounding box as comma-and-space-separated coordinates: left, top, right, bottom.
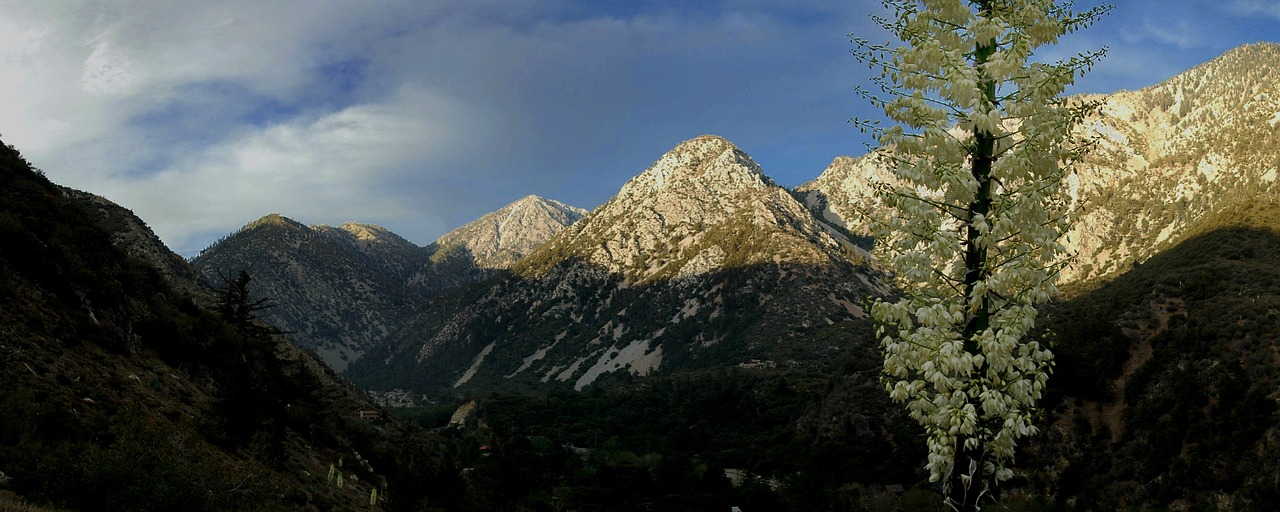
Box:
62, 188, 212, 299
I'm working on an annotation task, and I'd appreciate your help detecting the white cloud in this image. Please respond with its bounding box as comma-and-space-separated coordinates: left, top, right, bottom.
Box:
2, 0, 878, 256
1120, 18, 1203, 50
60, 1, 352, 97
95, 85, 472, 255
16, 0, 1258, 259
1229, 0, 1280, 19
79, 26, 139, 96
0, 0, 481, 254
0, 7, 110, 157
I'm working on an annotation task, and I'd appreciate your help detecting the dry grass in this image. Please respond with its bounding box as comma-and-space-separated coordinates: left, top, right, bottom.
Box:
0, 491, 62, 512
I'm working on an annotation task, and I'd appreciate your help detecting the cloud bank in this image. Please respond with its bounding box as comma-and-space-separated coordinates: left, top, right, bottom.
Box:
0, 1, 1272, 255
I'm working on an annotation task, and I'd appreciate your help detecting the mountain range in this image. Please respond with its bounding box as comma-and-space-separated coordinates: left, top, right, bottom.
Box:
192, 196, 584, 370
6, 42, 1276, 510
802, 42, 1279, 285
197, 44, 1269, 394
197, 43, 1280, 508
350, 134, 886, 394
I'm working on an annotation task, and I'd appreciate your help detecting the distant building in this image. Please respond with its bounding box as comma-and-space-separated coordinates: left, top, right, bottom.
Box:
357, 410, 380, 420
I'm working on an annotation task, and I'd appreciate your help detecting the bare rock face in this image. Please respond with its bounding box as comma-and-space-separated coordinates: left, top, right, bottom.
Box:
525, 135, 872, 281
436, 195, 586, 270
801, 43, 1280, 285
352, 135, 890, 395
795, 154, 886, 236
411, 196, 586, 294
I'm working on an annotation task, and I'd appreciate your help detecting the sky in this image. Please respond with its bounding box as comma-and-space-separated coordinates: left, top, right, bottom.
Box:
1, 0, 1276, 257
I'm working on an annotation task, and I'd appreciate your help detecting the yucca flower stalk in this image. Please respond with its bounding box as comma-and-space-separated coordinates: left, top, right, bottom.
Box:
852, 0, 1108, 509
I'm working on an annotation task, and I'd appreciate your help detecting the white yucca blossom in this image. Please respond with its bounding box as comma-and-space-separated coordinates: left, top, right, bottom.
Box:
853, 0, 1107, 507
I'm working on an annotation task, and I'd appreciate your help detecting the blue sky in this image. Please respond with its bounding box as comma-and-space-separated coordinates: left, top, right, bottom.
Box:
1, 0, 1276, 256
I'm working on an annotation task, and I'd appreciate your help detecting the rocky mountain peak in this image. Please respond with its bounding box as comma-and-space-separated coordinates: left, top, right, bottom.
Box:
354, 135, 886, 395
243, 212, 307, 232
617, 135, 774, 201
517, 135, 872, 285
194, 214, 429, 371
796, 154, 887, 234
509, 194, 556, 209
336, 221, 399, 242
432, 194, 587, 271
318, 222, 425, 283
196, 196, 586, 371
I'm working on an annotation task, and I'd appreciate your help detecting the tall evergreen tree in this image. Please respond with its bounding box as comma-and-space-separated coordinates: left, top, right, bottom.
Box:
852, 1, 1108, 509
212, 270, 290, 455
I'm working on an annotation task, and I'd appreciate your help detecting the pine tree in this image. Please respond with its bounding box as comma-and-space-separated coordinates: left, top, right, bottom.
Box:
216, 270, 283, 339
852, 1, 1108, 509
211, 270, 290, 456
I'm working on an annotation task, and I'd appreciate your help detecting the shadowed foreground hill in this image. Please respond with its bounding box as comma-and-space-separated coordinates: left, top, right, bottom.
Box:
0, 139, 464, 511
1030, 193, 1280, 510
0, 135, 934, 512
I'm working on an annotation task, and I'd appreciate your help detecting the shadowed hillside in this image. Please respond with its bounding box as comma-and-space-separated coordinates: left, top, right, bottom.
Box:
1029, 194, 1280, 510
372, 200, 1280, 511
0, 139, 467, 511
352, 258, 879, 396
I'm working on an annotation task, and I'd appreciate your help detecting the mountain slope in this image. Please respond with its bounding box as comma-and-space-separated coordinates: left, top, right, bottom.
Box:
192, 195, 585, 372
801, 42, 1280, 285
322, 221, 428, 282
192, 214, 428, 371
411, 195, 587, 295
0, 138, 458, 511
351, 135, 889, 395
1028, 192, 1280, 509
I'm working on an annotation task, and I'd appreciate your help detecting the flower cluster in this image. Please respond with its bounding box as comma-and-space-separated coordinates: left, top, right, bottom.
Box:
855, 0, 1107, 489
